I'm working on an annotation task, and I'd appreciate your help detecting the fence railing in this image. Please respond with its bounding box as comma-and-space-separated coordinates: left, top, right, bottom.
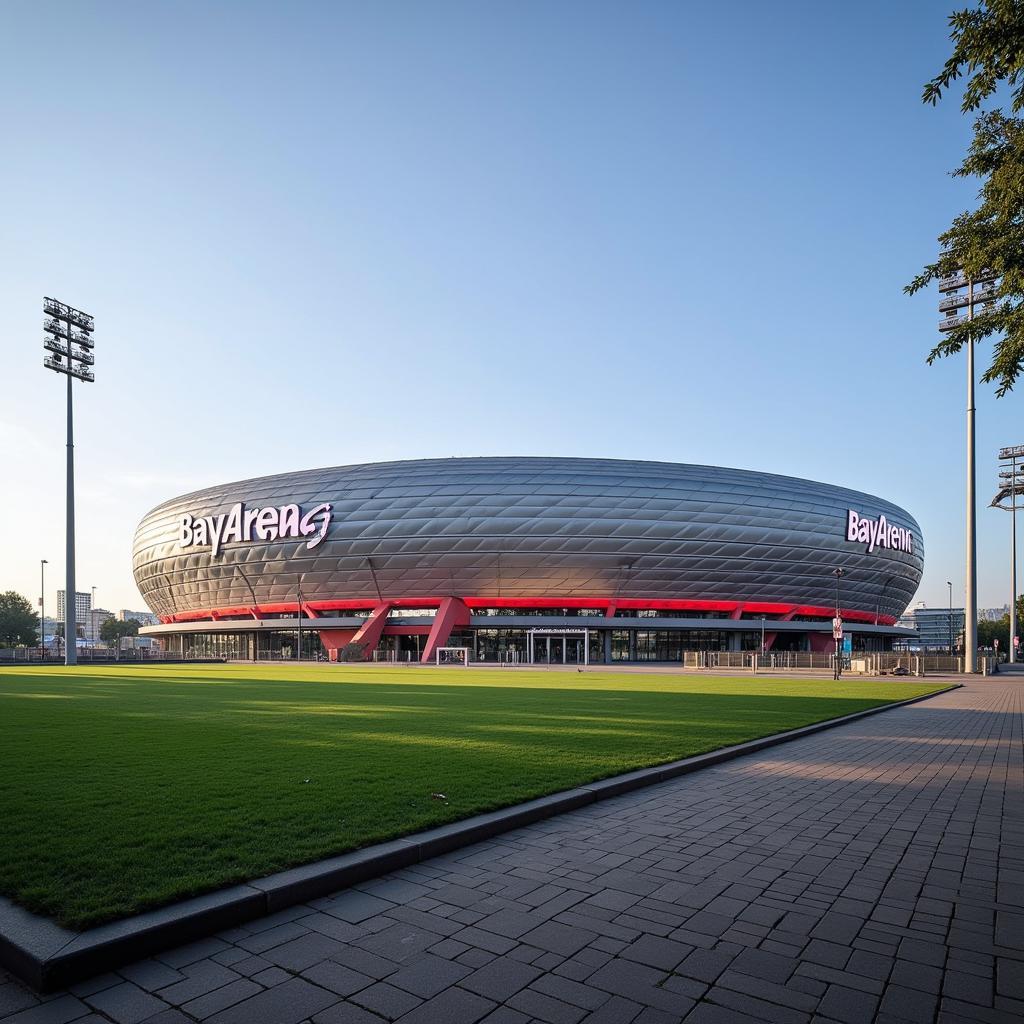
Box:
682, 650, 994, 675
0, 647, 189, 663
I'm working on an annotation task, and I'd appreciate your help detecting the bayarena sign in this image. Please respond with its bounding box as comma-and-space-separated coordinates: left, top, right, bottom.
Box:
846, 509, 914, 555
178, 502, 333, 558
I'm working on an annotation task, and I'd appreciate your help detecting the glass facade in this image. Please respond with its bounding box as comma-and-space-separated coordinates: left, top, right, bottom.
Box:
471, 608, 605, 617
175, 630, 324, 660
160, 620, 898, 664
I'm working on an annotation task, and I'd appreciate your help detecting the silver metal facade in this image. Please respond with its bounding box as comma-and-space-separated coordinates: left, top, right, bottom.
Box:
132, 457, 923, 620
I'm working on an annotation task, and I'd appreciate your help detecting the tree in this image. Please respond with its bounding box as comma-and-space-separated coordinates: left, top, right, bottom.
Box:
0, 591, 40, 647
978, 614, 1010, 650
905, 0, 1024, 396
99, 617, 140, 647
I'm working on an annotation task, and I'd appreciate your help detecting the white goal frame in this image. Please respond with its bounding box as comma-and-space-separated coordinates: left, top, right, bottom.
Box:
436, 646, 470, 666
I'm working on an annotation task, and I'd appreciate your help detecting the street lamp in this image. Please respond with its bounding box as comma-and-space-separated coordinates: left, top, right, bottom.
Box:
91, 585, 96, 649
833, 568, 845, 680
760, 616, 766, 655
938, 262, 996, 672
296, 573, 305, 661
947, 581, 953, 655
43, 297, 95, 666
991, 444, 1024, 663
40, 560, 47, 658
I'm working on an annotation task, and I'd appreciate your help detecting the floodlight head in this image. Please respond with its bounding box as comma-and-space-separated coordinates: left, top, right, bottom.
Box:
999, 445, 1024, 460
42, 297, 95, 383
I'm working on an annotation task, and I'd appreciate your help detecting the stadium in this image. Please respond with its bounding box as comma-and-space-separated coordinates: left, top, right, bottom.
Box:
133, 457, 923, 663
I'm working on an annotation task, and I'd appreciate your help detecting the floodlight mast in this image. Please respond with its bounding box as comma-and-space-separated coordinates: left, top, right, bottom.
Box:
43, 297, 95, 667
939, 262, 998, 672
992, 444, 1024, 663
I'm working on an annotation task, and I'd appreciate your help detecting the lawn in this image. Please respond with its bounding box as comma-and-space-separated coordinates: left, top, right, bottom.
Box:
0, 665, 943, 929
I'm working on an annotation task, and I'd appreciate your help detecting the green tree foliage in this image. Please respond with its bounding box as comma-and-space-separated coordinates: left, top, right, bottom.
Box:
98, 617, 140, 646
978, 615, 1010, 649
906, 0, 1024, 395
0, 591, 40, 647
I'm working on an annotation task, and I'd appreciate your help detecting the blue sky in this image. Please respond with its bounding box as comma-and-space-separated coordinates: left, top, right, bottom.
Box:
0, 0, 1018, 615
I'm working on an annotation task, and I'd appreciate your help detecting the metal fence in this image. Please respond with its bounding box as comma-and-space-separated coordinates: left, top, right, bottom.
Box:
683, 649, 994, 675
0, 647, 205, 664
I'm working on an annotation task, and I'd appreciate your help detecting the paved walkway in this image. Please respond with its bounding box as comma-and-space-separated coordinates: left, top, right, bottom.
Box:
1, 678, 1021, 1024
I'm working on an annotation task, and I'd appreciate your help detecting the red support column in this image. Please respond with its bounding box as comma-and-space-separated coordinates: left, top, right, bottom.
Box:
347, 603, 392, 661
763, 609, 798, 652
421, 597, 471, 664
318, 629, 358, 661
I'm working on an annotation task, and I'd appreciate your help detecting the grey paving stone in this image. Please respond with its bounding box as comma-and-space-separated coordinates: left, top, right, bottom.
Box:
730, 947, 795, 984
889, 959, 943, 994
394, 986, 496, 1024
312, 1002, 393, 1024
118, 961, 184, 993
0, 987, 36, 1018
0, 998, 90, 1024
521, 921, 596, 958
178, 978, 262, 1019
878, 983, 938, 1023
817, 984, 879, 1024
578, 995, 643, 1023
328, 946, 402, 980
250, 966, 290, 987
801, 940, 852, 970
530, 974, 610, 1011
321, 891, 394, 923
996, 958, 1024, 1000
387, 954, 472, 998
474, 908, 548, 940
262, 931, 348, 971
153, 961, 239, 1005
301, 960, 375, 997
676, 948, 735, 984
84, 982, 169, 1024
506, 987, 588, 1024
478, 1007, 532, 1024
156, 938, 230, 969
208, 977, 338, 1024
349, 981, 422, 1019
458, 948, 497, 968
700, 983, 809, 1024
619, 934, 693, 971
714, 970, 819, 1013
234, 920, 311, 954
459, 959, 544, 1002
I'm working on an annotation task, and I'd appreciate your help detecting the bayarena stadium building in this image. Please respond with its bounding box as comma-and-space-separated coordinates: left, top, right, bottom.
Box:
133, 457, 923, 664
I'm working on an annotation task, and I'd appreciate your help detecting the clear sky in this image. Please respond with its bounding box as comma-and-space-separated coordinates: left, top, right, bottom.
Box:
0, 0, 1018, 616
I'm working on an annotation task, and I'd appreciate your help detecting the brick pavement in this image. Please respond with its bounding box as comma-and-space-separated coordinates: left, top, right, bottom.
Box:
0, 677, 1020, 1024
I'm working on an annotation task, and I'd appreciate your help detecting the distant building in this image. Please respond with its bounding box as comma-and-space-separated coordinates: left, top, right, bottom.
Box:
117, 609, 160, 627
980, 605, 1010, 621
88, 609, 115, 642
56, 590, 91, 639
898, 604, 965, 651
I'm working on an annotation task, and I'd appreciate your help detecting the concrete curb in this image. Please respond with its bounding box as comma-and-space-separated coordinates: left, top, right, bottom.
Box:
0, 683, 959, 991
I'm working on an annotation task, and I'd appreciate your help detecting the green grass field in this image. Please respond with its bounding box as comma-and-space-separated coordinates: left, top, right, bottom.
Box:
0, 665, 943, 929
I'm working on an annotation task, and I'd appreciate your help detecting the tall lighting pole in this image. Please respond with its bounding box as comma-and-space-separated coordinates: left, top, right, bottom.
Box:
43, 298, 95, 667
991, 444, 1024, 663
939, 265, 996, 672
40, 560, 47, 657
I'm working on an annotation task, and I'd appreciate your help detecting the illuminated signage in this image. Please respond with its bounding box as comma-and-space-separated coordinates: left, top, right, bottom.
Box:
178, 502, 333, 558
846, 509, 913, 555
